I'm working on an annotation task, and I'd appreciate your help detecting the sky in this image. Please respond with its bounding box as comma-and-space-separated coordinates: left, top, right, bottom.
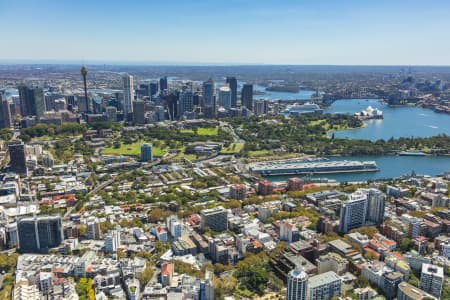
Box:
0, 0, 449, 65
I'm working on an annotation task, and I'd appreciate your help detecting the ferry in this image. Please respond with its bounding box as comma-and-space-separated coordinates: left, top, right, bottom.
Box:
249, 160, 379, 176
398, 151, 426, 156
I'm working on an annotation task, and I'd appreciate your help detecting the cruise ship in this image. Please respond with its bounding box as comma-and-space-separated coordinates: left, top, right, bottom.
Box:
249, 160, 379, 176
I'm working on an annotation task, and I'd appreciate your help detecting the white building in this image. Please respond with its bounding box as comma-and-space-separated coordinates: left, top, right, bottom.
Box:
104, 230, 121, 253
419, 263, 444, 298
122, 74, 134, 119
308, 271, 342, 300
166, 215, 182, 240
286, 268, 308, 300
339, 191, 367, 233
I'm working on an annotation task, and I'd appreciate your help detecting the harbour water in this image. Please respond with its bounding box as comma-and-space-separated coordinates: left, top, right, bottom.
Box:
253, 85, 316, 100
267, 155, 450, 182
262, 97, 450, 182
325, 99, 450, 140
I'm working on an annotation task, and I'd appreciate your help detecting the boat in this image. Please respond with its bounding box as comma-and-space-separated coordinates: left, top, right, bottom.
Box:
398, 151, 426, 156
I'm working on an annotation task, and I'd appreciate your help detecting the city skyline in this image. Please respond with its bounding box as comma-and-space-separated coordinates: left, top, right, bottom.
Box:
1, 0, 450, 65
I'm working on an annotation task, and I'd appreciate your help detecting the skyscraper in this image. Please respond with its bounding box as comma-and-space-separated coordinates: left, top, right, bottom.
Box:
132, 100, 146, 124
140, 143, 153, 162
159, 76, 168, 91
218, 86, 231, 109
226, 77, 237, 108
122, 74, 134, 120
241, 83, 253, 110
202, 79, 215, 107
286, 268, 308, 300
18, 215, 64, 253
18, 85, 45, 117
365, 188, 386, 226
339, 191, 368, 234
8, 141, 27, 176
179, 89, 193, 117
0, 95, 12, 128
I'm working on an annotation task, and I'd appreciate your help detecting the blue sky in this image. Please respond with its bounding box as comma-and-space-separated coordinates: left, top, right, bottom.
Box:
0, 0, 449, 65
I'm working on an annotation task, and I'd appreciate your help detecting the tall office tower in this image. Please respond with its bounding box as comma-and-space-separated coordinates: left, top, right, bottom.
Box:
18, 215, 64, 253
149, 82, 159, 99
339, 191, 368, 234
122, 74, 134, 120
202, 79, 215, 107
159, 76, 168, 91
308, 271, 342, 300
164, 92, 179, 120
80, 65, 89, 113
218, 86, 231, 109
179, 89, 193, 116
365, 188, 386, 226
419, 263, 443, 298
140, 143, 153, 162
241, 83, 253, 110
286, 268, 308, 300
226, 77, 238, 108
18, 85, 45, 117
200, 206, 228, 232
0, 95, 12, 128
132, 100, 146, 124
8, 141, 27, 176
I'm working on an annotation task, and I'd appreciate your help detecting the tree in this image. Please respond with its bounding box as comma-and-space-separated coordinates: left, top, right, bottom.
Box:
400, 238, 414, 253
137, 263, 154, 287
355, 275, 369, 288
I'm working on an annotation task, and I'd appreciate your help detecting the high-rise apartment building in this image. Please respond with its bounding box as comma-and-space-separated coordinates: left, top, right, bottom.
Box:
200, 206, 228, 232
0, 94, 12, 128
339, 190, 368, 234
18, 85, 45, 117
241, 83, 253, 110
365, 188, 386, 226
104, 230, 121, 253
225, 77, 237, 108
419, 263, 443, 298
141, 143, 153, 162
286, 268, 308, 300
8, 141, 27, 176
122, 74, 134, 120
166, 215, 182, 240
308, 271, 342, 300
18, 216, 64, 253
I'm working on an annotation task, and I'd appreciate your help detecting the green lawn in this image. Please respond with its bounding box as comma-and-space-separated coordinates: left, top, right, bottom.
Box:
180, 127, 219, 136
102, 140, 168, 156
248, 149, 274, 157
221, 143, 245, 154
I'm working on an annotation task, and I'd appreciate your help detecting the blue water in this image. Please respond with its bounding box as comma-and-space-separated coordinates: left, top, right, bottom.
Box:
267, 155, 450, 182
326, 99, 450, 141
253, 85, 316, 101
